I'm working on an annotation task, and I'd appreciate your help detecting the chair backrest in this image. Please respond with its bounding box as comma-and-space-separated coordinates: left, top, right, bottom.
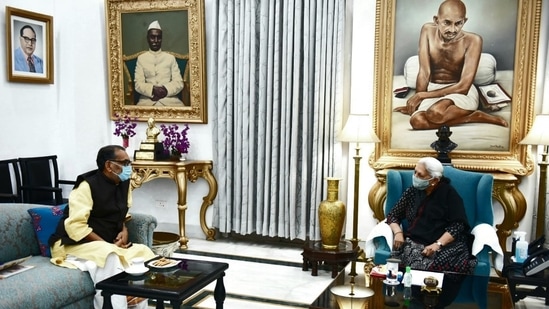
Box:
18, 155, 62, 205
385, 166, 494, 228
0, 158, 22, 203
122, 51, 190, 104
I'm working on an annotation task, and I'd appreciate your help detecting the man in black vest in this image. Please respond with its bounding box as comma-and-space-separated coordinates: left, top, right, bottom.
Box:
50, 145, 155, 309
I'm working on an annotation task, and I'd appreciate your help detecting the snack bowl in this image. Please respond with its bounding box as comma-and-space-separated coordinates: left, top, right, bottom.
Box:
148, 258, 180, 270
125, 266, 149, 276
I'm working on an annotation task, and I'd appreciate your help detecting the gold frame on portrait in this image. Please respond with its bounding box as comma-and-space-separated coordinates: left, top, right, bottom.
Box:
6, 7, 54, 84
106, 0, 207, 123
369, 0, 541, 176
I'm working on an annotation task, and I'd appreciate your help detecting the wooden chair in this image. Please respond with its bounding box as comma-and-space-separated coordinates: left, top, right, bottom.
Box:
0, 159, 22, 203
18, 155, 76, 205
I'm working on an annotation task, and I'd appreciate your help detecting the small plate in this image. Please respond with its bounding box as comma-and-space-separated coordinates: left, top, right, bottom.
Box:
147, 258, 180, 269
125, 266, 149, 276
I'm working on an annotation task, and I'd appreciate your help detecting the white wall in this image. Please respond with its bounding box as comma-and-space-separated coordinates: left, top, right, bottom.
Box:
1, 0, 547, 247
0, 0, 215, 238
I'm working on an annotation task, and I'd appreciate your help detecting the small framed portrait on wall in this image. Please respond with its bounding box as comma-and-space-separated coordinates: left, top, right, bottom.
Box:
6, 6, 54, 84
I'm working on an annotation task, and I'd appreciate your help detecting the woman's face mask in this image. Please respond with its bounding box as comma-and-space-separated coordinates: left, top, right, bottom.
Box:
412, 174, 432, 190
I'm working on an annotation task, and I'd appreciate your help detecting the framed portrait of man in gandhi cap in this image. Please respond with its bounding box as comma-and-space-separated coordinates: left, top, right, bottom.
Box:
106, 0, 207, 123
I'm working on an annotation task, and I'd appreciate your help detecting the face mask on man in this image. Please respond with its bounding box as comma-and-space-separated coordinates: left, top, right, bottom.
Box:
113, 164, 132, 182
412, 175, 432, 190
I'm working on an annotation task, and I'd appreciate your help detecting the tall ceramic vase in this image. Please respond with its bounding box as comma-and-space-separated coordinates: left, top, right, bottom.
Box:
318, 177, 346, 249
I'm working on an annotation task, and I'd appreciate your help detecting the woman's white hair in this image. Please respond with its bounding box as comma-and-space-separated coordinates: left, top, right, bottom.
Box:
418, 157, 443, 179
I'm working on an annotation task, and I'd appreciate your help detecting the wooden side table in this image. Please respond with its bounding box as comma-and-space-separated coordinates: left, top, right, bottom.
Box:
302, 240, 358, 278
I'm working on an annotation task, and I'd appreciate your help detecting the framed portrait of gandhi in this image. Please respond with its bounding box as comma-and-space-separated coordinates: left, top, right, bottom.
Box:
370, 0, 541, 176
106, 0, 207, 123
6, 7, 54, 84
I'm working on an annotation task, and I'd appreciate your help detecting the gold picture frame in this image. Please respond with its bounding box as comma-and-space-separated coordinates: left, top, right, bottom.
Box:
106, 0, 207, 123
370, 0, 541, 176
6, 7, 54, 84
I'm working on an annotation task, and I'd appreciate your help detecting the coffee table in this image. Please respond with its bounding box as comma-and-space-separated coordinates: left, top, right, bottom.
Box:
96, 257, 229, 309
368, 270, 513, 308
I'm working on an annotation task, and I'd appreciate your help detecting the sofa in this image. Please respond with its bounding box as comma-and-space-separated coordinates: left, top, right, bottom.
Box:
0, 203, 157, 309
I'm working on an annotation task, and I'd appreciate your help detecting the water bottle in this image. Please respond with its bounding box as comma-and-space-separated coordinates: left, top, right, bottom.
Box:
403, 266, 412, 300
514, 231, 528, 263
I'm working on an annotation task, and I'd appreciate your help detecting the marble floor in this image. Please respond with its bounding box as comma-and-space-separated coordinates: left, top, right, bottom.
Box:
147, 236, 341, 308
144, 236, 548, 309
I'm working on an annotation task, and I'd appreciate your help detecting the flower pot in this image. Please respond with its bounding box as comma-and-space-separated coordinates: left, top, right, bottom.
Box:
122, 137, 129, 148
318, 177, 346, 249
168, 153, 187, 161
168, 154, 181, 161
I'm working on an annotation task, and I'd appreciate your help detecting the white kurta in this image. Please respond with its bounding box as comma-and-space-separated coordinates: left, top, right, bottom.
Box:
134, 49, 185, 106
50, 181, 156, 309
50, 181, 155, 268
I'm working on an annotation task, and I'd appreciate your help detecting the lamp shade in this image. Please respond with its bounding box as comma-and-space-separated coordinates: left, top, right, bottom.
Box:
331, 285, 374, 309
338, 114, 380, 143
519, 114, 549, 145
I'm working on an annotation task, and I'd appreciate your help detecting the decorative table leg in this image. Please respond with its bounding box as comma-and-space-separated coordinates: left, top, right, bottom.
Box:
302, 256, 309, 271
214, 273, 226, 309
175, 167, 189, 249
101, 291, 113, 309
492, 174, 526, 252
311, 260, 319, 276
176, 203, 189, 249
193, 164, 218, 241
157, 299, 165, 309
331, 264, 338, 278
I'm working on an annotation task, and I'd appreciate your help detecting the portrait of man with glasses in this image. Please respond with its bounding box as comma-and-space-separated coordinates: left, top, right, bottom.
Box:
14, 24, 43, 73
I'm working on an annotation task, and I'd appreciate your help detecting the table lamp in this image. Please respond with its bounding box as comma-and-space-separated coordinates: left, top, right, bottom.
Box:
338, 114, 380, 276
331, 283, 374, 309
519, 114, 549, 238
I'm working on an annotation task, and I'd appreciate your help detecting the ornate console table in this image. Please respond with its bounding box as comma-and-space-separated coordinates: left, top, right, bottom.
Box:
131, 160, 218, 249
367, 169, 526, 252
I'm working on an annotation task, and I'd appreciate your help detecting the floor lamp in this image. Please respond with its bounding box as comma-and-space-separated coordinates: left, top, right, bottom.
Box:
338, 114, 380, 277
519, 114, 549, 239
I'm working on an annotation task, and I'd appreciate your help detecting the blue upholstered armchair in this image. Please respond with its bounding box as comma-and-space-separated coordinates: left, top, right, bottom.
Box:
366, 166, 503, 309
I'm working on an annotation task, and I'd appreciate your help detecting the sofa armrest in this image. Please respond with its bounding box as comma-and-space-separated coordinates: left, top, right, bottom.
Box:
126, 213, 157, 248
365, 220, 394, 264
471, 223, 503, 272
